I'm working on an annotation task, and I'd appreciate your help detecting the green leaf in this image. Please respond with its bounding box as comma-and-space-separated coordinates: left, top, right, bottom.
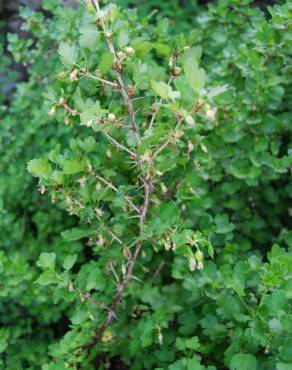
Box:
0, 329, 8, 354
79, 25, 99, 48
80, 101, 101, 126
27, 158, 51, 178
214, 214, 235, 234
277, 363, 292, 370
58, 42, 77, 67
151, 80, 170, 99
126, 130, 139, 148
183, 47, 202, 62
208, 242, 214, 258
63, 254, 78, 271
118, 29, 129, 48
155, 43, 171, 57
207, 85, 228, 98
36, 270, 59, 286
62, 158, 87, 175
279, 338, 292, 362
79, 136, 96, 152
71, 308, 88, 325
184, 59, 205, 90
230, 353, 257, 370
61, 227, 95, 241
175, 337, 186, 351
36, 252, 56, 269
185, 336, 201, 350
99, 52, 114, 74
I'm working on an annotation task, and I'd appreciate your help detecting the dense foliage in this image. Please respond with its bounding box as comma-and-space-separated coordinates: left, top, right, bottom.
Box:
0, 0, 291, 369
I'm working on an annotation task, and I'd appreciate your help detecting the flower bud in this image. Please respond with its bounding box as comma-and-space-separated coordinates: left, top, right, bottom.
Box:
106, 150, 112, 158
188, 141, 194, 152
69, 69, 78, 81
186, 115, 195, 126
127, 84, 136, 97
173, 66, 181, 76
195, 250, 204, 262
205, 107, 217, 120
161, 183, 168, 193
200, 144, 208, 153
101, 329, 113, 342
189, 254, 196, 271
104, 31, 112, 39
58, 71, 66, 78
117, 51, 126, 60
39, 186, 46, 194
48, 106, 56, 116
174, 130, 183, 139
197, 261, 204, 270
59, 97, 66, 105
108, 113, 116, 122
124, 46, 134, 55
158, 331, 163, 345
77, 177, 86, 186
163, 238, 172, 251
141, 151, 152, 163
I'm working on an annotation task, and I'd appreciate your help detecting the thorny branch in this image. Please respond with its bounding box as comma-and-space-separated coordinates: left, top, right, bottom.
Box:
84, 0, 152, 349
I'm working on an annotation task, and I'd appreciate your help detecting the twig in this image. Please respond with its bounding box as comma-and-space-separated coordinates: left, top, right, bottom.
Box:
151, 261, 166, 284
104, 132, 137, 158
93, 0, 141, 145
94, 173, 140, 214
109, 262, 120, 284
81, 72, 119, 88
153, 116, 184, 159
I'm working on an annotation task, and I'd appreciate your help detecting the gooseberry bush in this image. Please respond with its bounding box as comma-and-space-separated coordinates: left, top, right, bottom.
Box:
1, 0, 291, 369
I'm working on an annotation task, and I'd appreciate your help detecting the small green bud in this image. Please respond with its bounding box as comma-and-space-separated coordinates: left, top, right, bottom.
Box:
195, 250, 204, 262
